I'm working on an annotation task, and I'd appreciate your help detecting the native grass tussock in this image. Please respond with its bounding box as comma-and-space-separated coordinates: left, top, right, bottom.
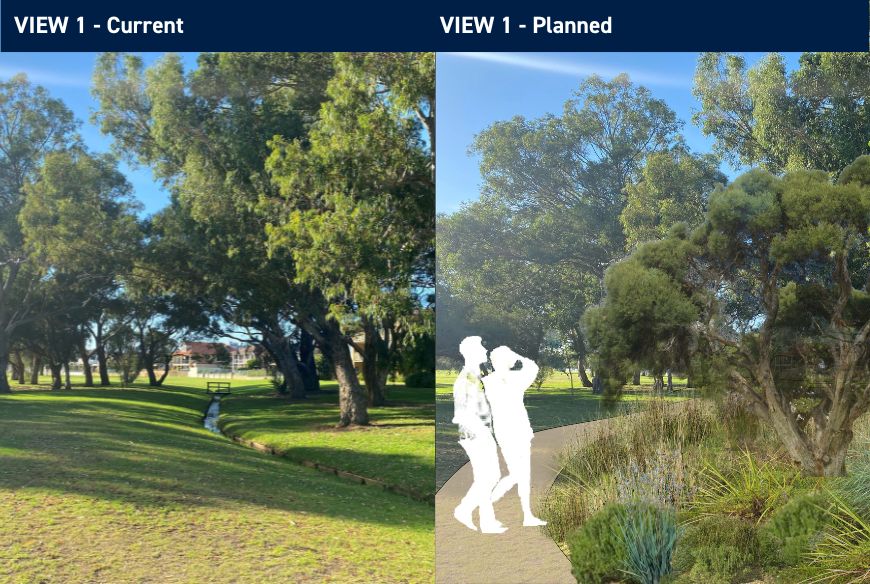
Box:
540, 396, 870, 583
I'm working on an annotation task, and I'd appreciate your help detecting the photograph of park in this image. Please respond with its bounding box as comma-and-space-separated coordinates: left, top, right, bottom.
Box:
436, 52, 870, 583
0, 52, 435, 582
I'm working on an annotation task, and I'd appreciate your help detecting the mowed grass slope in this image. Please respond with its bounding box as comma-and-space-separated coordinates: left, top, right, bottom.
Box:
219, 383, 435, 499
0, 385, 433, 583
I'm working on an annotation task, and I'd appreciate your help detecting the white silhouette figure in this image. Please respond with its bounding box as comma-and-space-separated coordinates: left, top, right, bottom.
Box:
484, 346, 547, 527
452, 336, 507, 534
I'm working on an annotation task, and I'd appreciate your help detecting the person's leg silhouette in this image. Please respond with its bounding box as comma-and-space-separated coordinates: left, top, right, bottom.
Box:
495, 439, 546, 527
455, 434, 507, 533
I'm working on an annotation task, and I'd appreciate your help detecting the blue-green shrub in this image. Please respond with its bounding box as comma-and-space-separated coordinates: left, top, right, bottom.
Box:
620, 504, 679, 584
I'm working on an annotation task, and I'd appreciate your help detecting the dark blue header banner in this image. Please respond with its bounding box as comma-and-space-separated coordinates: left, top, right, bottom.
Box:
2, 0, 868, 52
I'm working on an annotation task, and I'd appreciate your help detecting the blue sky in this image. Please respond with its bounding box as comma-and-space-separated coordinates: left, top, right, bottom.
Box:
0, 52, 199, 216
436, 52, 801, 213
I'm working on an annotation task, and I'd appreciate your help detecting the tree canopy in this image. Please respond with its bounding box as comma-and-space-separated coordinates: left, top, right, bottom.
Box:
591, 158, 870, 475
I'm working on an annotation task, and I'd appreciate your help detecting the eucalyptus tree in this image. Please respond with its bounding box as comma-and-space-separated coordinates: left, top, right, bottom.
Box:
0, 76, 78, 392
9, 147, 140, 391
264, 52, 435, 406
694, 52, 870, 175
439, 74, 683, 380
621, 147, 726, 250
92, 52, 382, 423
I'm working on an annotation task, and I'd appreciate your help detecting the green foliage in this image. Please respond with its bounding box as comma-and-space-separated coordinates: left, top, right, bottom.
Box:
620, 504, 679, 584
760, 492, 831, 566
694, 52, 870, 175
438, 74, 683, 364
585, 235, 699, 393
809, 493, 870, 583
567, 503, 629, 583
560, 401, 713, 489
672, 515, 775, 583
404, 370, 435, 388
691, 451, 799, 522
621, 148, 726, 250
595, 160, 870, 475
833, 415, 870, 517
314, 353, 334, 381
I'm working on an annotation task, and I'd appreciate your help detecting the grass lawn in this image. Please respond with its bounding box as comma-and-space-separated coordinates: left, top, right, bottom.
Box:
0, 378, 433, 583
435, 370, 691, 490
219, 382, 435, 499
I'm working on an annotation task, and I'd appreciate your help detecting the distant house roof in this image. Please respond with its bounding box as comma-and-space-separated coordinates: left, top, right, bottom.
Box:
174, 342, 224, 357
174, 342, 256, 358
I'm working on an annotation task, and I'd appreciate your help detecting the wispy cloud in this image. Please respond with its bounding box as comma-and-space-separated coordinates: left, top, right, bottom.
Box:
445, 52, 689, 88
0, 65, 90, 88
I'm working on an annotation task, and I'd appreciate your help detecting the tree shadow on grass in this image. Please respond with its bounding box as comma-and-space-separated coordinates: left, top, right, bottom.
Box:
0, 389, 432, 530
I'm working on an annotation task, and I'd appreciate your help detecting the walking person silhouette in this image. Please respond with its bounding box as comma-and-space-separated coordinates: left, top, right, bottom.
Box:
483, 346, 547, 527
452, 336, 507, 533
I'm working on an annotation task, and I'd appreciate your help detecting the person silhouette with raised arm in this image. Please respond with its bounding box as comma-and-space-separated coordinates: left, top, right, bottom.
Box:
452, 336, 507, 534
483, 346, 547, 527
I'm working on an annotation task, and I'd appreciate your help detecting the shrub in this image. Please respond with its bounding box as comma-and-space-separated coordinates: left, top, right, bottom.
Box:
435, 355, 460, 371
717, 392, 761, 449
672, 515, 775, 583
760, 491, 830, 566
314, 353, 334, 381
691, 450, 798, 522
809, 492, 870, 583
614, 447, 697, 509
620, 504, 679, 584
567, 503, 629, 583
637, 399, 713, 447
404, 370, 435, 388
834, 444, 870, 519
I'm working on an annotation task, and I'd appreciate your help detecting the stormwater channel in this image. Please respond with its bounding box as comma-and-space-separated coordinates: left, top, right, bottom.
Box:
203, 396, 222, 433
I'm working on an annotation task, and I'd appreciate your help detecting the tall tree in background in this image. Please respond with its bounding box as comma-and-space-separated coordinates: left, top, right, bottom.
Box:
3, 146, 139, 393
621, 147, 726, 250
265, 52, 435, 406
438, 75, 682, 379
694, 52, 870, 175
0, 76, 79, 393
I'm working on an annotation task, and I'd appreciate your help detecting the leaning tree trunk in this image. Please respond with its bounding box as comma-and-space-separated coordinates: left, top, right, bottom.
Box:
299, 329, 319, 393
361, 320, 390, 406
144, 359, 160, 386
0, 337, 11, 394
49, 364, 62, 390
577, 357, 593, 388
78, 343, 93, 387
261, 330, 306, 399
11, 351, 24, 384
96, 344, 110, 385
734, 361, 854, 477
319, 321, 368, 426
156, 359, 170, 386
29, 354, 40, 384
591, 372, 604, 394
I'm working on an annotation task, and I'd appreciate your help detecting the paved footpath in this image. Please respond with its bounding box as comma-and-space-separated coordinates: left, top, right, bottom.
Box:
435, 418, 616, 584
